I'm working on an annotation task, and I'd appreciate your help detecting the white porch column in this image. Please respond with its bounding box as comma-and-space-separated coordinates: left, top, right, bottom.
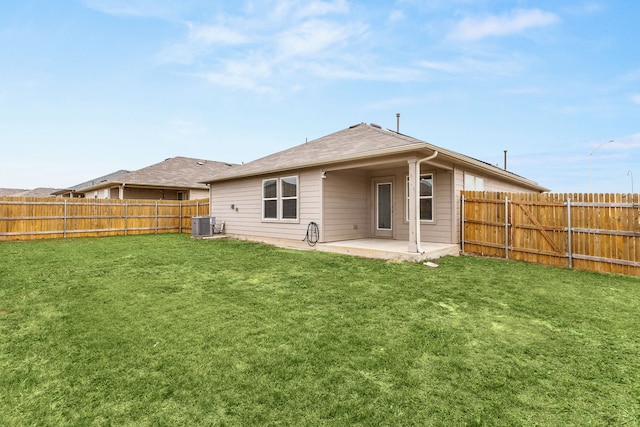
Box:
407, 159, 418, 252
118, 185, 125, 200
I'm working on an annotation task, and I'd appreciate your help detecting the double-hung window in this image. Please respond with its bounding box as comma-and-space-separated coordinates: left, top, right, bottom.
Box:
263, 176, 298, 220
406, 173, 434, 222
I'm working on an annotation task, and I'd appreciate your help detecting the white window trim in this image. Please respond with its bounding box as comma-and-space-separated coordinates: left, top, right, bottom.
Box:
406, 172, 435, 223
262, 176, 299, 222
262, 178, 278, 221
280, 176, 299, 221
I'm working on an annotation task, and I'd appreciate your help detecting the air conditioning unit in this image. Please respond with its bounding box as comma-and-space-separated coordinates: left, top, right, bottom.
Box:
192, 216, 215, 237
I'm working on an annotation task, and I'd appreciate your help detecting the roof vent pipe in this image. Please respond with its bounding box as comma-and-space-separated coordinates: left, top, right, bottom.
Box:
396, 113, 400, 133
504, 150, 507, 170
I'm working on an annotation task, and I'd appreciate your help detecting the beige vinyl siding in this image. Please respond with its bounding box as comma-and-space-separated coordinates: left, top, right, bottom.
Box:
456, 169, 543, 194
82, 186, 200, 200
394, 168, 454, 244
422, 169, 454, 243
120, 188, 182, 200
323, 169, 369, 242
190, 189, 209, 200
210, 169, 321, 241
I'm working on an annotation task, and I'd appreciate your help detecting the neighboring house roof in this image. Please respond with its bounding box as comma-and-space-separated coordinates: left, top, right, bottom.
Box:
78, 156, 236, 192
204, 123, 549, 192
52, 170, 131, 196
8, 188, 59, 197
0, 188, 28, 197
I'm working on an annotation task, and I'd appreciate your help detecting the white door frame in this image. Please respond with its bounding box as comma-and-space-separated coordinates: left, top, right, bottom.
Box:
373, 178, 394, 238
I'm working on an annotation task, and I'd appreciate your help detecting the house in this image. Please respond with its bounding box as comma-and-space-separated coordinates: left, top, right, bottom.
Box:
204, 123, 548, 254
53, 170, 131, 198
60, 157, 235, 200
0, 188, 59, 197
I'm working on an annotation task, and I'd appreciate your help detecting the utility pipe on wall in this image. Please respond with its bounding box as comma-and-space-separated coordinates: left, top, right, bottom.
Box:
416, 150, 438, 254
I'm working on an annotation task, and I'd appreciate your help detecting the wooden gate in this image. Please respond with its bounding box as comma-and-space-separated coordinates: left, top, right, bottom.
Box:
461, 192, 640, 276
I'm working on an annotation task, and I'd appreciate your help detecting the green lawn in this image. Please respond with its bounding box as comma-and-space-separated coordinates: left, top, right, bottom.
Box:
1, 234, 639, 426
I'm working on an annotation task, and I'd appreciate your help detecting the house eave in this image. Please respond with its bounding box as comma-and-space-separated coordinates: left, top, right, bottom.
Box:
78, 181, 208, 193
204, 141, 548, 192
203, 142, 430, 184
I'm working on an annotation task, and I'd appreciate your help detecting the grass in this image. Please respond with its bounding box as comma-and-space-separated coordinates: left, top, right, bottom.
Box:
1, 234, 639, 426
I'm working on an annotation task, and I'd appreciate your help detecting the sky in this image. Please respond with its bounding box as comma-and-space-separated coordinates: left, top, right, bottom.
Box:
1, 0, 638, 194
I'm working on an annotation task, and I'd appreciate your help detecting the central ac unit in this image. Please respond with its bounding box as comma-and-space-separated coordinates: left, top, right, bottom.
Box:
192, 216, 215, 237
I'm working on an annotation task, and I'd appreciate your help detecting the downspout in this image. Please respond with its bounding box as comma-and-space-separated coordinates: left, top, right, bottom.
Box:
416, 150, 438, 253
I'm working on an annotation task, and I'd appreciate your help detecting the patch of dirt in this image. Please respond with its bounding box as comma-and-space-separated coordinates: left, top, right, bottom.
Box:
0, 310, 8, 315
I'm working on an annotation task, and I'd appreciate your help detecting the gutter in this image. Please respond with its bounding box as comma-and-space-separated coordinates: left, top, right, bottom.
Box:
416, 150, 438, 254
203, 142, 547, 192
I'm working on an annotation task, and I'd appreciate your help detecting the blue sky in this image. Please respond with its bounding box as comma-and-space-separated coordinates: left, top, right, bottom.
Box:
1, 0, 638, 193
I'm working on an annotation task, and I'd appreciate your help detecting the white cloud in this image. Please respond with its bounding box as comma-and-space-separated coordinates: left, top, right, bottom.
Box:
387, 10, 405, 25
294, 0, 350, 19
501, 86, 544, 95
632, 94, 640, 105
82, 0, 182, 19
309, 63, 424, 82
186, 23, 249, 45
418, 55, 526, 77
419, 60, 462, 73
449, 9, 560, 41
611, 133, 640, 150
276, 19, 367, 58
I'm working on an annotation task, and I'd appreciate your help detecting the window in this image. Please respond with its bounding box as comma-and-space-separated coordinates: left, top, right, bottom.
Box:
263, 179, 278, 219
406, 173, 434, 222
281, 177, 298, 219
464, 173, 485, 191
262, 176, 298, 220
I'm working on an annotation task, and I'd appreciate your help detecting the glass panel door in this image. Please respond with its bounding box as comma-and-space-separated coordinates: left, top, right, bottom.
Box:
376, 182, 393, 237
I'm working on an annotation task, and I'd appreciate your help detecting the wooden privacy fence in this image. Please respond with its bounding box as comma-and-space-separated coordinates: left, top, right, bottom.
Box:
461, 191, 640, 276
0, 197, 210, 241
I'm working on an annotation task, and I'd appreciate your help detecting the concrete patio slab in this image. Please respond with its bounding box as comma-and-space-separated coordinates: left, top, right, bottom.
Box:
205, 234, 459, 262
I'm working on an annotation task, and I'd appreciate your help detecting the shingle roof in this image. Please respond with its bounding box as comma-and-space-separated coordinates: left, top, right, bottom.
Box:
52, 170, 131, 195
9, 188, 59, 197
203, 123, 548, 191
205, 123, 427, 182
79, 156, 236, 191
0, 188, 28, 197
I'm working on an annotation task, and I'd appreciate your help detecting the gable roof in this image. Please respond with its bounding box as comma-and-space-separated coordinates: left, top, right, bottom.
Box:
0, 188, 28, 197
204, 123, 548, 192
52, 170, 131, 196
11, 187, 60, 197
78, 157, 236, 192
0, 188, 60, 197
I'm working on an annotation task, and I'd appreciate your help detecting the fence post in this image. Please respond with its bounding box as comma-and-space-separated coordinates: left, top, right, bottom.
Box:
179, 201, 183, 234
505, 196, 509, 259
63, 200, 67, 239
461, 194, 465, 253
125, 202, 128, 236
567, 198, 573, 269
155, 202, 159, 234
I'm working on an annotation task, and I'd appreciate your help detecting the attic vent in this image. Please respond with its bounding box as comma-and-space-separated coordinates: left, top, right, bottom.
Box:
349, 123, 362, 128
197, 161, 205, 165
370, 123, 381, 129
